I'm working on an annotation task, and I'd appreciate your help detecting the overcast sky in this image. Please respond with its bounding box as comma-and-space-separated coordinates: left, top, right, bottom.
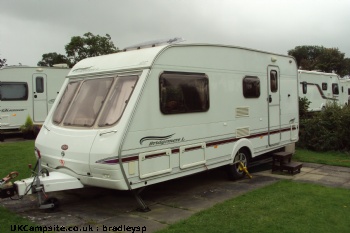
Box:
1, 0, 349, 66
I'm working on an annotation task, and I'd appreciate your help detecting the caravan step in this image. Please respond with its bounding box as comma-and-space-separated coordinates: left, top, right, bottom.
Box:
282, 162, 303, 175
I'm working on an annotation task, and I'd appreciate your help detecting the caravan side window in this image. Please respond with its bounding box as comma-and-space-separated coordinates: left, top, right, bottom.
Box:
322, 83, 327, 90
243, 76, 260, 98
0, 82, 28, 101
160, 72, 209, 114
36, 77, 44, 93
332, 83, 339, 95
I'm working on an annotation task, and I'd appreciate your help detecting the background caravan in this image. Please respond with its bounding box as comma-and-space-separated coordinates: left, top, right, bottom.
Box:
298, 70, 345, 111
0, 65, 70, 140
6, 41, 299, 210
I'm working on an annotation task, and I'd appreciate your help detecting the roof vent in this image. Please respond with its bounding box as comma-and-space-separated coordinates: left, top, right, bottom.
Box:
53, 63, 69, 68
123, 37, 184, 51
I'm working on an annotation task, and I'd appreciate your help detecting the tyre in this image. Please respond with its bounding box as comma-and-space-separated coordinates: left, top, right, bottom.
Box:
227, 148, 249, 180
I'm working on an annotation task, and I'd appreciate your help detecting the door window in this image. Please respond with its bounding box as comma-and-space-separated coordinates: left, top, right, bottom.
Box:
270, 70, 278, 93
36, 77, 44, 93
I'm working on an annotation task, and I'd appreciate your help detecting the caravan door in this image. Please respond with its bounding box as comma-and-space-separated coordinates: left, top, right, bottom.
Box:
267, 66, 281, 146
32, 74, 48, 122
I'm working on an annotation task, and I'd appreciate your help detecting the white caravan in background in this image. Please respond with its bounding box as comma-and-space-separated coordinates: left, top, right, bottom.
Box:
0, 66, 70, 136
298, 70, 343, 111
340, 79, 350, 106
9, 40, 299, 210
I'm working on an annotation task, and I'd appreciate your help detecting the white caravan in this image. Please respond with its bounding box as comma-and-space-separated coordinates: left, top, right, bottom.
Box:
298, 70, 343, 111
0, 66, 70, 134
6, 41, 299, 210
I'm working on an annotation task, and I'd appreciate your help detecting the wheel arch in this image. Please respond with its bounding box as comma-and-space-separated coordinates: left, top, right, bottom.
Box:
230, 138, 254, 163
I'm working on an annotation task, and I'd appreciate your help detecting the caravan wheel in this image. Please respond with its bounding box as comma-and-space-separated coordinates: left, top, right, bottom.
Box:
228, 148, 249, 180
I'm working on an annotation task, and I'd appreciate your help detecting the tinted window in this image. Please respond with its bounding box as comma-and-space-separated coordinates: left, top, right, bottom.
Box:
243, 76, 260, 98
0, 82, 28, 101
322, 83, 327, 90
160, 72, 209, 114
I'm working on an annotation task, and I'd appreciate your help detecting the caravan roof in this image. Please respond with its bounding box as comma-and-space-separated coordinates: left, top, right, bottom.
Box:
69, 43, 294, 77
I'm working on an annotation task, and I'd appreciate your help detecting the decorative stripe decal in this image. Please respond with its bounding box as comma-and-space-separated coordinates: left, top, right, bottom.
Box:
96, 126, 297, 165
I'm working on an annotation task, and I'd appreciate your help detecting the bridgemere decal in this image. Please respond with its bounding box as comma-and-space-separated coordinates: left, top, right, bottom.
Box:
140, 134, 185, 146
1, 108, 26, 112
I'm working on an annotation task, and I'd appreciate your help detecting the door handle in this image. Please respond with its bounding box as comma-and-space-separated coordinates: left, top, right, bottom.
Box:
268, 95, 272, 103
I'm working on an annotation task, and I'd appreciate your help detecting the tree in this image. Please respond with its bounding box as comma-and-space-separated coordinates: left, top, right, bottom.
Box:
37, 52, 69, 67
288, 46, 348, 76
65, 32, 118, 67
314, 48, 345, 75
342, 58, 350, 77
0, 56, 7, 68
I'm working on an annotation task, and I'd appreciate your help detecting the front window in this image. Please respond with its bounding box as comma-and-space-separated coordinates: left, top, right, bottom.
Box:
53, 75, 138, 127
98, 76, 138, 126
0, 82, 28, 101
53, 81, 80, 124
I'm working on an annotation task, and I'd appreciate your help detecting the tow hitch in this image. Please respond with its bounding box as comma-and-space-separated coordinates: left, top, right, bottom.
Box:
0, 172, 19, 198
0, 152, 83, 210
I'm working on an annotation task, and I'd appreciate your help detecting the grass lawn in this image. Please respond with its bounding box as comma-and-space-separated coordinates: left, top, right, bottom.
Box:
294, 148, 350, 167
1, 141, 350, 233
156, 180, 350, 233
0, 140, 47, 233
0, 140, 37, 180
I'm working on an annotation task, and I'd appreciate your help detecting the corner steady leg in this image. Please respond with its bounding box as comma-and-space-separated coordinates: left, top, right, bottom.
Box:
132, 187, 150, 212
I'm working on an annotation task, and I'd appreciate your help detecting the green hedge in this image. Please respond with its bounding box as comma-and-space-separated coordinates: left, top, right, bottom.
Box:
298, 99, 350, 151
